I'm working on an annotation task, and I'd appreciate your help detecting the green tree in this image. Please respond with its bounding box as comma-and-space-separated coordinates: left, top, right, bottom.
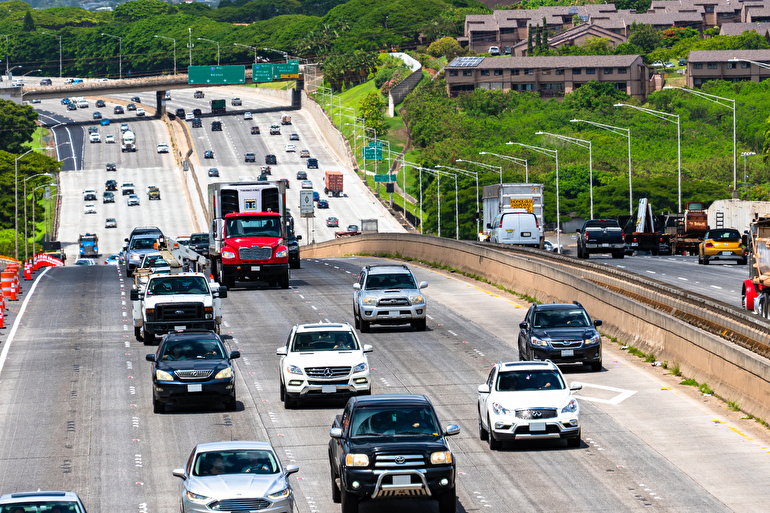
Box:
360, 92, 387, 137
628, 22, 662, 53
427, 36, 464, 60
0, 100, 39, 154
22, 10, 35, 32
527, 25, 533, 54
535, 25, 542, 53
114, 0, 177, 23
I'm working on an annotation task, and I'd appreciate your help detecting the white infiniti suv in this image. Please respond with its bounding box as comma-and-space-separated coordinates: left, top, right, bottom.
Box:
276, 323, 372, 409
477, 360, 582, 450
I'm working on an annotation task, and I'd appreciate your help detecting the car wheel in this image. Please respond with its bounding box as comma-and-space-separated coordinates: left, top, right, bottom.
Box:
590, 361, 602, 372
437, 487, 457, 513
279, 381, 285, 401
279, 271, 290, 289
353, 308, 360, 329
360, 319, 370, 333
340, 487, 359, 513
703, 256, 709, 265
740, 258, 748, 265
223, 274, 235, 290
153, 396, 164, 414
478, 409, 488, 440
567, 430, 582, 448
330, 462, 341, 503
283, 392, 296, 409
134, 326, 142, 341
612, 251, 624, 259
411, 318, 427, 331
269, 280, 277, 287
487, 416, 502, 450
143, 326, 156, 345
290, 260, 300, 269
698, 254, 703, 265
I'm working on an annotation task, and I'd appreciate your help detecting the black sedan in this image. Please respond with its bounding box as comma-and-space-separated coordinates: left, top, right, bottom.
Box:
114, 105, 124, 114
208, 168, 219, 177
96, 99, 106, 108
93, 111, 102, 119
126, 103, 136, 111
265, 154, 277, 165
131, 96, 141, 103
317, 199, 329, 209
66, 103, 77, 111
146, 330, 240, 413
204, 150, 214, 159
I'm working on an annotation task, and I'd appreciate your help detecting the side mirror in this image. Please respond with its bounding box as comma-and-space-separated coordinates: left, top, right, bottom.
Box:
230, 350, 241, 360
593, 320, 602, 327
145, 354, 156, 362
419, 281, 428, 289
477, 384, 490, 394
486, 223, 492, 229
570, 381, 583, 391
296, 235, 302, 241
444, 424, 460, 436
217, 286, 227, 299
363, 344, 373, 353
519, 321, 528, 330
130, 289, 139, 301
284, 464, 299, 476
330, 427, 343, 439
353, 283, 361, 290
276, 347, 287, 356
172, 468, 187, 480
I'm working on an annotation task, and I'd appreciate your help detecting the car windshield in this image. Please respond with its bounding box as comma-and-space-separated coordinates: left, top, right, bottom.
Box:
190, 234, 208, 244
130, 237, 157, 250
365, 273, 416, 290
0, 501, 85, 513
350, 407, 439, 437
146, 276, 209, 295
532, 309, 590, 329
291, 331, 358, 352
142, 255, 168, 268
226, 218, 281, 238
193, 450, 279, 476
161, 338, 224, 361
496, 370, 566, 391
708, 229, 740, 240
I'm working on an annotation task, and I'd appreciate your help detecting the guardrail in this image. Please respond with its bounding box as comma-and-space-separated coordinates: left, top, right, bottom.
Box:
302, 233, 770, 421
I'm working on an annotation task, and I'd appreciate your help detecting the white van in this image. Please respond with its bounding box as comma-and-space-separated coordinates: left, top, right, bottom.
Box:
489, 209, 541, 247
77, 99, 88, 108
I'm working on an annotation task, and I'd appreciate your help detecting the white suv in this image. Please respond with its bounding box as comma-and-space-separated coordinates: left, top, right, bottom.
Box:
477, 360, 582, 450
276, 323, 372, 409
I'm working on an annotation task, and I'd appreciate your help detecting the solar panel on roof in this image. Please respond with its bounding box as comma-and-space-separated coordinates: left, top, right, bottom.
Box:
568, 7, 578, 14
450, 56, 484, 67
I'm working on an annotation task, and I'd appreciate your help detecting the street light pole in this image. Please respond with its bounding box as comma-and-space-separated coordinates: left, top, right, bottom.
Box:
438, 163, 480, 236
101, 33, 122, 79
15, 147, 47, 260
154, 35, 177, 75
31, 183, 53, 257
507, 142, 560, 253
456, 158, 502, 184
197, 38, 220, 66
479, 151, 528, 181
234, 43, 258, 64
535, 131, 594, 219
742, 151, 756, 196
188, 28, 193, 68
0, 34, 9, 76
42, 32, 62, 78
24, 173, 54, 262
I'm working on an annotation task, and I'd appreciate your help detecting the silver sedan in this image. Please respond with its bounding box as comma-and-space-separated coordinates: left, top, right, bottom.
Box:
173, 440, 299, 513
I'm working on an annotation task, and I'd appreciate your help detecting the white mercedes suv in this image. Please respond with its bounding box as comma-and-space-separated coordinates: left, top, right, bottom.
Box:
277, 323, 372, 409
477, 360, 582, 450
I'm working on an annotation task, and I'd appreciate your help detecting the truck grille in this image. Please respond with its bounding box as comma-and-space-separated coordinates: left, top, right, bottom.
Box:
239, 246, 272, 260
374, 453, 425, 469
516, 408, 557, 419
305, 366, 351, 378
550, 340, 583, 348
377, 297, 410, 307
209, 498, 271, 511
156, 302, 203, 321
175, 370, 214, 380
308, 379, 349, 385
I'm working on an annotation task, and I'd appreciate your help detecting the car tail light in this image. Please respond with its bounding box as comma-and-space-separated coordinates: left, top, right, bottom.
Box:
705, 242, 714, 248
498, 218, 503, 228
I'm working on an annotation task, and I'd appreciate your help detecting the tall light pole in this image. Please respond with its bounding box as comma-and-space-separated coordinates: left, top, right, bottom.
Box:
234, 43, 258, 64
24, 173, 55, 262
19, 68, 42, 103
456, 158, 503, 184
571, 119, 633, 216
426, 167, 459, 239
615, 103, 681, 213
31, 182, 54, 257
101, 33, 122, 79
154, 35, 177, 75
0, 34, 9, 76
42, 32, 62, 78
15, 147, 47, 259
508, 142, 561, 253
535, 131, 594, 219
263, 47, 289, 62
437, 163, 480, 236
197, 37, 220, 66
742, 151, 756, 196
664, 85, 736, 194
188, 28, 193, 67
479, 151, 529, 181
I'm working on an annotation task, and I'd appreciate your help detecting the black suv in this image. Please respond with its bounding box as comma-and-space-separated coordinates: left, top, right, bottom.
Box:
265, 154, 277, 165
106, 162, 117, 171
193, 108, 202, 117
211, 120, 222, 131
287, 232, 301, 269
189, 232, 209, 258
175, 108, 185, 118
95, 99, 105, 108
145, 330, 240, 413
105, 179, 117, 191
517, 301, 602, 371
114, 105, 124, 114
192, 118, 202, 128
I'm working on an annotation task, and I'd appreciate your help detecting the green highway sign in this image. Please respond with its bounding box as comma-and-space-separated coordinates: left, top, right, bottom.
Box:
273, 60, 300, 79
188, 65, 245, 84
374, 174, 398, 182
252, 63, 273, 83
368, 141, 383, 148
363, 147, 382, 159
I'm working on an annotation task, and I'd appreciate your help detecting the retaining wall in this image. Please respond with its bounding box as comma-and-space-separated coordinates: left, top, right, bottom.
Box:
302, 233, 770, 421
387, 52, 423, 116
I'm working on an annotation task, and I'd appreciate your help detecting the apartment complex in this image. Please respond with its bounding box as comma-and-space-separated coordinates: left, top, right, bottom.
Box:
686, 49, 770, 87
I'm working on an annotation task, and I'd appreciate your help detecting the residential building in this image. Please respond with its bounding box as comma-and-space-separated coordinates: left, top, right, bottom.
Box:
686, 49, 770, 87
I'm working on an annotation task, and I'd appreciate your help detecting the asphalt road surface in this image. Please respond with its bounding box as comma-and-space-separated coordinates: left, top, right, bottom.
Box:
0, 259, 768, 512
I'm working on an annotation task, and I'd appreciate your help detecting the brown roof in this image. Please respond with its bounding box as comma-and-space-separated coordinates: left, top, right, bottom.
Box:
472, 55, 642, 69
548, 23, 627, 45
719, 22, 770, 34
688, 49, 770, 61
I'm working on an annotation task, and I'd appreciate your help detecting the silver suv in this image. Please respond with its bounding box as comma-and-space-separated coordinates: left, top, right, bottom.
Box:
353, 264, 428, 332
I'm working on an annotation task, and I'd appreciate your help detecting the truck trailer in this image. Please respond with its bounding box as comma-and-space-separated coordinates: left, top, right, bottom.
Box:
324, 171, 343, 197
210, 99, 226, 115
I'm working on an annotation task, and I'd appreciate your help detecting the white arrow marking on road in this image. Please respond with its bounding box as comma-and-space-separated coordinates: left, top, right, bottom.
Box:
576, 383, 637, 405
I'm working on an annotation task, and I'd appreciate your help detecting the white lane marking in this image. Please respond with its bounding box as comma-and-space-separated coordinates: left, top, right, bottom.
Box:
0, 267, 49, 377
711, 285, 723, 289
616, 265, 625, 268
311, 305, 317, 310
646, 270, 656, 274
575, 383, 637, 405
448, 330, 457, 336
678, 277, 688, 281
299, 295, 305, 299
122, 300, 126, 306
427, 314, 434, 320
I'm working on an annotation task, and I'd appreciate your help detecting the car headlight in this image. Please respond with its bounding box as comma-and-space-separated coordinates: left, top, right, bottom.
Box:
562, 398, 579, 414
352, 362, 368, 373
584, 334, 600, 345
530, 336, 551, 347
430, 451, 452, 465
287, 365, 303, 375
345, 454, 369, 467
362, 296, 377, 305
156, 369, 174, 381
276, 249, 288, 258
215, 367, 233, 379
492, 402, 511, 415
409, 294, 424, 304
267, 487, 292, 500
186, 491, 210, 503
129, 252, 140, 260
222, 250, 236, 259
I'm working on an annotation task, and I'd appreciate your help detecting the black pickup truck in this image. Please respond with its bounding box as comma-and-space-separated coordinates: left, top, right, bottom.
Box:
328, 394, 459, 513
576, 219, 626, 259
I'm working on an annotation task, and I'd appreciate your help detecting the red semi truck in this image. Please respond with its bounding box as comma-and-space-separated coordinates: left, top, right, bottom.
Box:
207, 181, 291, 289
324, 170, 343, 197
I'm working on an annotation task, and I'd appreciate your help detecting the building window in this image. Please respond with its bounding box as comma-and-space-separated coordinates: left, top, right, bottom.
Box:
705, 6, 714, 12
511, 69, 520, 76
617, 67, 627, 74
727, 62, 736, 69
480, 70, 490, 76
494, 69, 503, 76
511, 83, 536, 91
707, 62, 718, 69
556, 69, 565, 75
518, 20, 528, 28
604, 68, 613, 74
541, 69, 551, 75
586, 68, 596, 75
463, 70, 473, 76
448, 70, 458, 77
500, 27, 516, 35
694, 63, 703, 69
524, 69, 534, 75
615, 82, 627, 91
573, 68, 582, 75
742, 62, 751, 68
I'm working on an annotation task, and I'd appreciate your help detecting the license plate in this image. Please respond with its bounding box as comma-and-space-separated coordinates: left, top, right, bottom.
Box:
721, 251, 733, 256
521, 232, 531, 237
187, 384, 202, 392
631, 242, 638, 247
601, 243, 610, 247
561, 349, 574, 357
175, 325, 186, 331
393, 475, 411, 485
530, 422, 546, 432
322, 385, 336, 394
251, 265, 260, 271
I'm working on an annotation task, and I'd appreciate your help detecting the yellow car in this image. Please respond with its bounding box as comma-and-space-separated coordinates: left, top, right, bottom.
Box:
698, 228, 746, 265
